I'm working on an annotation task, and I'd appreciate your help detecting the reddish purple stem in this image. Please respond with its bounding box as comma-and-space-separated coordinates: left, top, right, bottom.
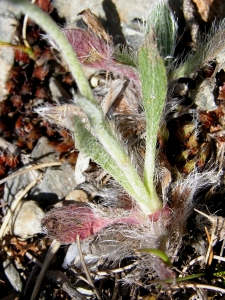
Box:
42, 203, 169, 244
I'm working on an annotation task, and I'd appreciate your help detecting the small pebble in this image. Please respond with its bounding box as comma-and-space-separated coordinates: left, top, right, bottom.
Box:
11, 200, 45, 239
65, 189, 89, 202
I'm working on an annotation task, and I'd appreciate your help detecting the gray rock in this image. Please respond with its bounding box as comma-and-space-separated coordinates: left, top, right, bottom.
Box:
3, 159, 40, 213
192, 78, 218, 111
3, 257, 23, 292
11, 200, 45, 239
31, 162, 77, 205
53, 0, 157, 25
0, 2, 20, 101
3, 137, 77, 210
30, 137, 77, 206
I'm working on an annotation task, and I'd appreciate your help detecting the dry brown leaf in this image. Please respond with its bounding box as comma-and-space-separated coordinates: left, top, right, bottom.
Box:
183, 0, 225, 47
78, 8, 111, 43
192, 0, 213, 22
185, 0, 225, 23
9, 237, 40, 257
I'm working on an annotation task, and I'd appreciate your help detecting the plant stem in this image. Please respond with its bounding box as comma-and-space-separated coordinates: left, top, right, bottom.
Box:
74, 116, 139, 199
75, 99, 161, 215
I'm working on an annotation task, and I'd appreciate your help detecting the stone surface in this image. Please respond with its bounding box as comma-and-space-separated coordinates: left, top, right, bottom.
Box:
3, 258, 22, 292
53, 0, 157, 25
3, 137, 77, 210
29, 137, 77, 206
52, 0, 155, 48
0, 2, 20, 102
11, 200, 44, 239
52, 0, 181, 51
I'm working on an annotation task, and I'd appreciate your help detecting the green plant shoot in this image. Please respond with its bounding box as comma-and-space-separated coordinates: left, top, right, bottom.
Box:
139, 248, 172, 267
9, 0, 170, 216
139, 41, 167, 203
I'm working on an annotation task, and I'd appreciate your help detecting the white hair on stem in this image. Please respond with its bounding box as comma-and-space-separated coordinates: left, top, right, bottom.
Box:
169, 167, 221, 235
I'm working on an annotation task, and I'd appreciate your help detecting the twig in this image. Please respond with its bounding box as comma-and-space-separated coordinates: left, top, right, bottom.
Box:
0, 177, 40, 238
76, 235, 102, 300
205, 226, 214, 266
25, 252, 43, 268
0, 161, 62, 185
170, 283, 225, 294
111, 272, 121, 300
181, 256, 204, 274
30, 239, 61, 300
213, 255, 225, 263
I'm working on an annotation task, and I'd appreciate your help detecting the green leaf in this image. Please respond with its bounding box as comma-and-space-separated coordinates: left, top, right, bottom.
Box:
139, 248, 172, 267
73, 116, 138, 199
169, 19, 225, 80
76, 98, 162, 214
114, 45, 138, 67
147, 2, 177, 62
139, 41, 167, 200
10, 0, 163, 215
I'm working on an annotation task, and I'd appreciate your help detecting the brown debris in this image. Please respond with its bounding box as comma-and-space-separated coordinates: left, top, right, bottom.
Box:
78, 8, 112, 43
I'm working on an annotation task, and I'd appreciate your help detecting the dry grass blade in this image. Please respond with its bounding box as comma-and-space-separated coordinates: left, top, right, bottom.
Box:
182, 255, 225, 275
76, 235, 102, 300
220, 239, 225, 259
171, 283, 225, 294
181, 255, 205, 274
213, 255, 225, 263
46, 270, 87, 299
25, 252, 43, 267
0, 161, 62, 185
205, 226, 214, 266
111, 272, 121, 300
30, 239, 61, 300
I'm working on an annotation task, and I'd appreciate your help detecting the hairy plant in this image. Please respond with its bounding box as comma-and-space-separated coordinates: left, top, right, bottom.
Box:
9, 0, 221, 257
169, 18, 225, 81
8, 0, 176, 220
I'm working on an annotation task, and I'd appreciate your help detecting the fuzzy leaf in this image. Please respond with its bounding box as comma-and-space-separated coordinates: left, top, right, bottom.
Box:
147, 2, 177, 61
170, 19, 225, 80
73, 116, 138, 199
75, 98, 162, 214
113, 45, 138, 67
139, 41, 167, 199
10, 0, 163, 215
